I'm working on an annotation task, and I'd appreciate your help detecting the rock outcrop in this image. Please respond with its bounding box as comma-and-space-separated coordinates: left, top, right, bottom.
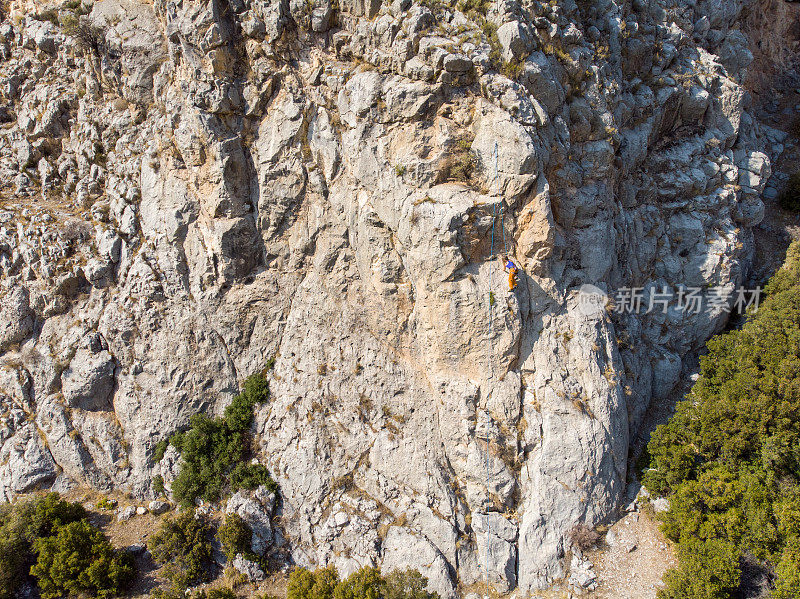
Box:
0, 0, 795, 593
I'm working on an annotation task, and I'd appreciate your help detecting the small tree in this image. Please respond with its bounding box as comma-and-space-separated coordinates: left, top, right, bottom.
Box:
287, 567, 339, 599
149, 511, 213, 588
333, 567, 383, 599
31, 520, 133, 599
217, 513, 252, 561
383, 569, 437, 599
0, 493, 90, 599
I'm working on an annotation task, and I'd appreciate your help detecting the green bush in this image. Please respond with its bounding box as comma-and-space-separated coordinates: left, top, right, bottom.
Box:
154, 439, 169, 462
96, 498, 116, 511
333, 567, 383, 599
658, 539, 741, 599
168, 373, 276, 505
153, 474, 166, 497
644, 240, 800, 594
0, 493, 90, 599
26, 493, 88, 538
779, 171, 800, 212
31, 520, 134, 599
456, 0, 490, 17
288, 567, 339, 599
773, 540, 800, 599
383, 569, 437, 599
0, 504, 31, 599
287, 567, 439, 599
229, 463, 278, 493
194, 588, 237, 599
148, 510, 214, 588
217, 513, 252, 561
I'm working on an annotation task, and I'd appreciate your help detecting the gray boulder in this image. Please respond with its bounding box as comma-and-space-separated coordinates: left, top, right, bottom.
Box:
0, 287, 34, 351
61, 349, 116, 411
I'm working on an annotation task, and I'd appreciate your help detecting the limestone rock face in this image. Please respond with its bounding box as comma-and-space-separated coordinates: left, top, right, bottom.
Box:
0, 0, 793, 593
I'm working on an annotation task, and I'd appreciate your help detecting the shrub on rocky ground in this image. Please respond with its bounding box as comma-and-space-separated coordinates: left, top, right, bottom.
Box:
1, 493, 126, 599
287, 566, 439, 599
148, 510, 214, 589
332, 567, 383, 599
217, 512, 252, 562
31, 520, 134, 599
195, 588, 237, 599
568, 523, 600, 550
658, 539, 741, 599
383, 569, 438, 599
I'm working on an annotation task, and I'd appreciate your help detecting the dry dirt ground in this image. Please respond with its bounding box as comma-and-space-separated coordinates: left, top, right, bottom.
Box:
587, 509, 677, 599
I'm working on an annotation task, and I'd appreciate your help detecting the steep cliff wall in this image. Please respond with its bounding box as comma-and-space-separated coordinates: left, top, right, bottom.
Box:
0, 0, 790, 593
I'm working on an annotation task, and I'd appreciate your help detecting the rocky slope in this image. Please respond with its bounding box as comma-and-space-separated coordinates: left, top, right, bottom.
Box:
0, 0, 796, 594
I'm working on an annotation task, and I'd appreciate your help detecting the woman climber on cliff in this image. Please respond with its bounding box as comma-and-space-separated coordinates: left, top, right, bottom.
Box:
502, 255, 519, 291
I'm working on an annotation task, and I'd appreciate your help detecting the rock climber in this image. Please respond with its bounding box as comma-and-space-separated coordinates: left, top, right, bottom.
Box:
502, 255, 519, 291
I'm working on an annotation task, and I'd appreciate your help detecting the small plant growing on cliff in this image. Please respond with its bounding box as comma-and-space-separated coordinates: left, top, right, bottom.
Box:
456, 0, 490, 17
63, 18, 107, 56
169, 372, 277, 505
217, 513, 253, 561
153, 439, 168, 462
500, 59, 523, 81
440, 137, 475, 183
152, 475, 166, 497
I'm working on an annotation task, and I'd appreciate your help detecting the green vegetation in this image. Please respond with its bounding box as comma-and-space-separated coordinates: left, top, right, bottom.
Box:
500, 59, 523, 81
96, 497, 116, 511
442, 137, 476, 183
154, 439, 169, 462
198, 589, 237, 599
332, 567, 383, 599
32, 520, 134, 599
32, 9, 59, 24
456, 0, 490, 17
167, 373, 277, 505
148, 510, 214, 589
153, 474, 166, 497
287, 567, 439, 599
382, 570, 437, 599
644, 240, 800, 597
289, 566, 340, 599
217, 512, 262, 568
659, 539, 740, 599
0, 493, 131, 599
779, 171, 800, 212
